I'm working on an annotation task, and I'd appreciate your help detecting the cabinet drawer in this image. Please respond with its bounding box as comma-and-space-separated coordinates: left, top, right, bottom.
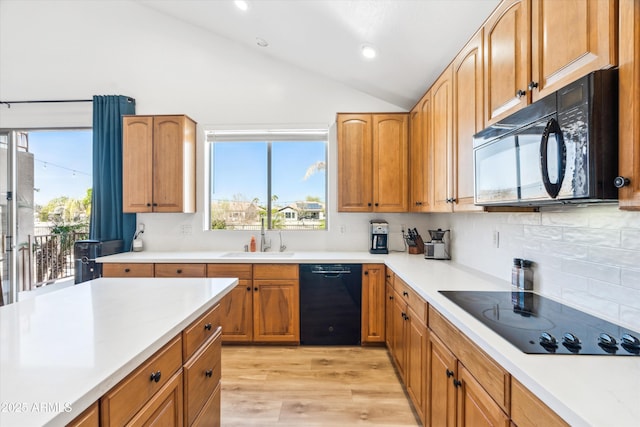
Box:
100, 335, 183, 427
102, 263, 154, 278
395, 277, 427, 323
511, 378, 568, 427
154, 263, 206, 277
207, 263, 252, 279
183, 304, 221, 360
184, 329, 222, 426
67, 401, 99, 427
253, 263, 298, 280
191, 382, 221, 427
429, 306, 510, 413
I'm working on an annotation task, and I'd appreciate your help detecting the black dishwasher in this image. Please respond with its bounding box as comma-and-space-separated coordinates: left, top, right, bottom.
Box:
299, 264, 362, 345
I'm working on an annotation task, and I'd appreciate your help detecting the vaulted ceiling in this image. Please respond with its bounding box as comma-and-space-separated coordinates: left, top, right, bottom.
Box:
135, 0, 500, 110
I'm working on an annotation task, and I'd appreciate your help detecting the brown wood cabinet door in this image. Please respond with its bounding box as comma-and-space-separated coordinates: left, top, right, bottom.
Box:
219, 282, 253, 342
126, 370, 184, 427
431, 66, 455, 212
153, 116, 190, 213
391, 293, 407, 380
456, 365, 509, 427
511, 378, 569, 427
253, 280, 300, 343
385, 281, 395, 350
361, 264, 386, 344
618, 0, 640, 209
337, 114, 373, 212
406, 306, 427, 425
429, 333, 457, 427
372, 114, 409, 212
410, 93, 433, 212
123, 116, 154, 213
484, 0, 531, 125
453, 29, 484, 213
530, 0, 617, 101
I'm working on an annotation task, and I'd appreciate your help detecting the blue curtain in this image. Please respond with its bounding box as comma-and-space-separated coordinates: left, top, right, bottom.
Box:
90, 95, 136, 251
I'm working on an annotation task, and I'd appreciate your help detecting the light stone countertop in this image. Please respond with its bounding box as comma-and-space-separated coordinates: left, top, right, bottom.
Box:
0, 277, 237, 427
97, 250, 640, 427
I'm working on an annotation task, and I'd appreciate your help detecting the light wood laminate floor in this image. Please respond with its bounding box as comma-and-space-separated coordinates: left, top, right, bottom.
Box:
221, 346, 421, 426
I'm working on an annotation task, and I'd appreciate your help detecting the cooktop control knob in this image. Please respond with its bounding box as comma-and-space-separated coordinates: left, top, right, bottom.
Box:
621, 334, 640, 354
598, 333, 617, 347
539, 332, 558, 351
562, 332, 581, 346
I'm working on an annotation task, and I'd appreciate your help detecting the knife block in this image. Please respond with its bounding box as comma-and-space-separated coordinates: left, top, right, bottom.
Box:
408, 236, 424, 254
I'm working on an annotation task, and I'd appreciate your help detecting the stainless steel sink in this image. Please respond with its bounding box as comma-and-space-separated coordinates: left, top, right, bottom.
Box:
221, 252, 295, 258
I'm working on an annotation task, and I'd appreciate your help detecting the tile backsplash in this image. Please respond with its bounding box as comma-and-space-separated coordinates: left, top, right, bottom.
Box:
430, 204, 640, 331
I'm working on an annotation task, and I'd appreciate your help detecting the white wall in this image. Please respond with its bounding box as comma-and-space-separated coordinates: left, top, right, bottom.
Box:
2, 0, 639, 330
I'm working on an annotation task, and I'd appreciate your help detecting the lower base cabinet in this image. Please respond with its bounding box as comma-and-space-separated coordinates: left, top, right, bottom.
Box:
92, 304, 221, 427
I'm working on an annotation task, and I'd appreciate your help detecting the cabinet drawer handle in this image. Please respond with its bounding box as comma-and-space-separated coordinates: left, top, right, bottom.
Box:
453, 379, 462, 388
146, 203, 151, 207
204, 323, 212, 331
205, 369, 213, 378
246, 286, 251, 291
528, 81, 539, 91
516, 89, 526, 98
124, 268, 130, 273
254, 287, 258, 291
389, 295, 394, 300
403, 291, 409, 297
446, 369, 454, 378
152, 203, 158, 207
176, 269, 182, 274
150, 371, 162, 383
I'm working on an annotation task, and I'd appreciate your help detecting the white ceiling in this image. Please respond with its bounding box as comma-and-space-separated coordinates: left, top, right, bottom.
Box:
135, 0, 500, 110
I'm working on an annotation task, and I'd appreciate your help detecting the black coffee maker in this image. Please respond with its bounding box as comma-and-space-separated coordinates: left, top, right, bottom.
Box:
369, 220, 389, 254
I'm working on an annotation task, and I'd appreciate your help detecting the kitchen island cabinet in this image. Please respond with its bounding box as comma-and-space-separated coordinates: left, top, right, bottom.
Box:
123, 115, 196, 213
0, 277, 235, 427
337, 113, 409, 212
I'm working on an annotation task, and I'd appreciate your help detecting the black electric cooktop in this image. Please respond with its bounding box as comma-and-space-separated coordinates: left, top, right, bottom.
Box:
440, 290, 640, 356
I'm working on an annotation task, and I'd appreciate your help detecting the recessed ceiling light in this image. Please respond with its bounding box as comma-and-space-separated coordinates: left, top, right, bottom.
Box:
234, 0, 249, 11
361, 44, 377, 59
256, 37, 269, 48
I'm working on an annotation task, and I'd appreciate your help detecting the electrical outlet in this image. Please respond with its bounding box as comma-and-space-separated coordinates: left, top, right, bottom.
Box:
181, 225, 192, 236
339, 225, 346, 235
493, 230, 500, 248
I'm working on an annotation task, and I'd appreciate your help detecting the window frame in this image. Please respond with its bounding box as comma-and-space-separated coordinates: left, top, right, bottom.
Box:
204, 126, 329, 232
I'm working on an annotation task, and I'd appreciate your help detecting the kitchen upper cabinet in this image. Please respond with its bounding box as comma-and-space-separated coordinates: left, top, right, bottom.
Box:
453, 29, 485, 212
530, 0, 617, 101
618, 0, 640, 209
123, 115, 196, 213
484, 0, 617, 125
361, 264, 386, 344
409, 93, 433, 212
337, 113, 409, 212
431, 65, 455, 212
484, 0, 531, 125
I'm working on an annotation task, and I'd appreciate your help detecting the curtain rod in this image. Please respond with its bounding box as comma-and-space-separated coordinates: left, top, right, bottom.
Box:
0, 97, 135, 108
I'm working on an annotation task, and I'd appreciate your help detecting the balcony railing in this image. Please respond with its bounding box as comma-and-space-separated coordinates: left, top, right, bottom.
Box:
20, 232, 89, 290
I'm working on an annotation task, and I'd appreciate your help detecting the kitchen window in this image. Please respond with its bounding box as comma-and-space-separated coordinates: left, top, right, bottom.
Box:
206, 128, 328, 231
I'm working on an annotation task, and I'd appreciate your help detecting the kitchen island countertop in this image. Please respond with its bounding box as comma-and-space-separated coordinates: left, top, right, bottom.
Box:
96, 250, 640, 427
0, 277, 237, 427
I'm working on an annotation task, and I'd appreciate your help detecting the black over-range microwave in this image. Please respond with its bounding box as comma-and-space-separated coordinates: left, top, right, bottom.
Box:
473, 70, 618, 206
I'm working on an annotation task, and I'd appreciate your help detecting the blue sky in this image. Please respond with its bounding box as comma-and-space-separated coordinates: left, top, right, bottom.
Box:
211, 141, 326, 206
27, 130, 92, 206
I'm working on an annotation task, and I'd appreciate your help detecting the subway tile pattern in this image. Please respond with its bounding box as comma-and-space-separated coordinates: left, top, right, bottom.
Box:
434, 204, 640, 331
